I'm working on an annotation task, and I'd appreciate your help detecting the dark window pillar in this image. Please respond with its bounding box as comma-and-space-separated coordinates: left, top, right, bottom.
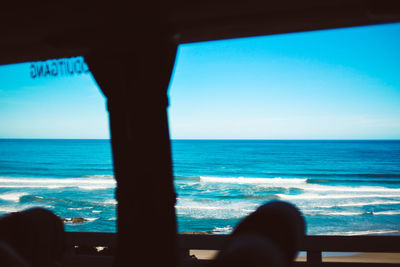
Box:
86, 39, 178, 267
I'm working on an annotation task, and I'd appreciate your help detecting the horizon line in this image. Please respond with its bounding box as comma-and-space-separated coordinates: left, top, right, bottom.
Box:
1, 138, 400, 141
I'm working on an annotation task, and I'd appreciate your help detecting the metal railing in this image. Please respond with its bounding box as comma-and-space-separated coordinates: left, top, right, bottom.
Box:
66, 232, 400, 267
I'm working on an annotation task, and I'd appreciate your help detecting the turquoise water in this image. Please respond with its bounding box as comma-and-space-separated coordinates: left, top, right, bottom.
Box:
1, 139, 400, 235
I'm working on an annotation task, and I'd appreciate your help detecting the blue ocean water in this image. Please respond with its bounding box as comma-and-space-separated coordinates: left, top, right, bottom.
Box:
0, 139, 116, 232
1, 139, 400, 235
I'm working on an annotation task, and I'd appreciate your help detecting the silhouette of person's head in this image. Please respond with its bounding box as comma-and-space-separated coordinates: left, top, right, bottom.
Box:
214, 201, 305, 267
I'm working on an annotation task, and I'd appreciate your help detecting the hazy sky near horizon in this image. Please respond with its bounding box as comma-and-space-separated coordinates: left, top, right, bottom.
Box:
1, 22, 400, 139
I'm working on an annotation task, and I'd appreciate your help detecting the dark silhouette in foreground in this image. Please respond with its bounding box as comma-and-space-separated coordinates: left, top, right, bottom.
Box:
213, 201, 305, 267
0, 201, 304, 267
0, 208, 65, 267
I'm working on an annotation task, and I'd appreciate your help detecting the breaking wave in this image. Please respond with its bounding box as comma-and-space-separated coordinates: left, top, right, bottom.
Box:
0, 176, 116, 190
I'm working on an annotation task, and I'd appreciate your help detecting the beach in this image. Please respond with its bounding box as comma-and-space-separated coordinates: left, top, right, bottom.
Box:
321, 253, 400, 263
189, 250, 400, 263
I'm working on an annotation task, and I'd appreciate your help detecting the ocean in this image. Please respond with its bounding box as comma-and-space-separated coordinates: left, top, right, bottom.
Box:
0, 139, 400, 235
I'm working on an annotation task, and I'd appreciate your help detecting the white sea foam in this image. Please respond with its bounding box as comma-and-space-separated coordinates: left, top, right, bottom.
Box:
0, 177, 116, 190
306, 211, 364, 216
300, 185, 400, 193
68, 207, 93, 210
200, 176, 307, 184
277, 193, 400, 200
0, 192, 28, 202
175, 198, 257, 219
86, 218, 98, 222
176, 205, 256, 213
177, 211, 248, 219
82, 175, 114, 179
177, 206, 225, 211
103, 199, 117, 205
212, 226, 233, 234
0, 206, 20, 213
302, 208, 400, 216
319, 200, 400, 208
328, 230, 400, 236
198, 177, 400, 198
373, 210, 400, 215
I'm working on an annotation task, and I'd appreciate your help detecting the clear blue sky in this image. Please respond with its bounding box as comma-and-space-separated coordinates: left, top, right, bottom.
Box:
1, 22, 400, 139
0, 60, 109, 139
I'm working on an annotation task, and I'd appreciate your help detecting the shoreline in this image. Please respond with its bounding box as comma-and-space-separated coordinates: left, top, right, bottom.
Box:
305, 253, 400, 263
189, 250, 400, 263
186, 232, 400, 263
